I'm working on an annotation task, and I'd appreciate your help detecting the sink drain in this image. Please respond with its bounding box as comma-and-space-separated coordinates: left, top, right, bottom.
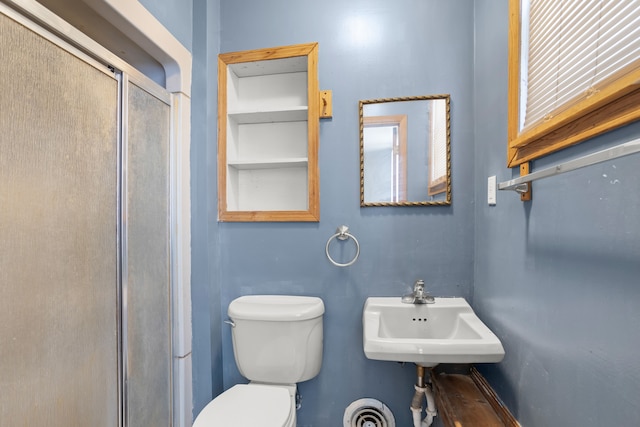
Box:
343, 398, 395, 427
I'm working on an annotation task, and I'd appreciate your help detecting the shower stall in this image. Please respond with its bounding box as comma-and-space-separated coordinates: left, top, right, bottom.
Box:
0, 4, 178, 426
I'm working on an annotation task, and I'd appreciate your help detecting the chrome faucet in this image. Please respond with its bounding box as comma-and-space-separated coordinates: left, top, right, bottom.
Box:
401, 279, 435, 304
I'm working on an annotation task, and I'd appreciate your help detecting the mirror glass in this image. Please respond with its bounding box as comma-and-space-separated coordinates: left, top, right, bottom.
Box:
360, 95, 451, 206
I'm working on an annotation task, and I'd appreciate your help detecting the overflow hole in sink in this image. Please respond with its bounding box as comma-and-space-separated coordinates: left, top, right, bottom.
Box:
412, 318, 428, 322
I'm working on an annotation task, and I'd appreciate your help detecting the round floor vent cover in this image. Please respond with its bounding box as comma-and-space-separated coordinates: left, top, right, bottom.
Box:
343, 398, 395, 427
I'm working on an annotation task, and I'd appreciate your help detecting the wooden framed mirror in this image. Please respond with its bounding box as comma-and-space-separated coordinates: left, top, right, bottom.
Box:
359, 95, 451, 206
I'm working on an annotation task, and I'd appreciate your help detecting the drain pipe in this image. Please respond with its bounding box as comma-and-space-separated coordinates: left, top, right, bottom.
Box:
410, 365, 437, 427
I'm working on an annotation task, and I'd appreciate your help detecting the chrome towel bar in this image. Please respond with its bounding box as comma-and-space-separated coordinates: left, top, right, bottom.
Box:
499, 138, 640, 194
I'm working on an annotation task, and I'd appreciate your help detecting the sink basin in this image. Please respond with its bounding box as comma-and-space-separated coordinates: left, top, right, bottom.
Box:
363, 297, 505, 367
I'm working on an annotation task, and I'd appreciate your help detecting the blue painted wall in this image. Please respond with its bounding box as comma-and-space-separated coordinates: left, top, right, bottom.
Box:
139, 0, 193, 51
217, 1, 475, 425
473, 2, 640, 426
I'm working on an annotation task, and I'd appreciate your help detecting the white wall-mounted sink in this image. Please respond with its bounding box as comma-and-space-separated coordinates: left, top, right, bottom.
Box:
363, 297, 505, 367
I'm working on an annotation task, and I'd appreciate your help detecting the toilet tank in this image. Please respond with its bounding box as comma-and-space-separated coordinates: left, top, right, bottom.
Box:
228, 295, 324, 384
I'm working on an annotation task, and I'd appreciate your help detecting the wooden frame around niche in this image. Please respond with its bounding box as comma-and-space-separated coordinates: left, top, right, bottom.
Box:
217, 43, 320, 222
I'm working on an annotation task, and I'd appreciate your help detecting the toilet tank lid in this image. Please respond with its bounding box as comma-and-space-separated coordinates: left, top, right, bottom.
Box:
229, 295, 324, 321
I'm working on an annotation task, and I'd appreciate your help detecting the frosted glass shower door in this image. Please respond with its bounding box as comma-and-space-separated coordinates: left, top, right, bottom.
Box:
0, 12, 119, 426
123, 80, 172, 427
1, 9, 175, 427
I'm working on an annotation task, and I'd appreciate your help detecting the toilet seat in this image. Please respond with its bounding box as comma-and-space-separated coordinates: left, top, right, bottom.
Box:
193, 384, 293, 427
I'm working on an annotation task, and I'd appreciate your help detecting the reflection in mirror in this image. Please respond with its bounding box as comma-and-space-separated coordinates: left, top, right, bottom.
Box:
359, 95, 451, 206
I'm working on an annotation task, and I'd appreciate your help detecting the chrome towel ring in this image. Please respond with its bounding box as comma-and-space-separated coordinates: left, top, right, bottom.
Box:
326, 225, 360, 267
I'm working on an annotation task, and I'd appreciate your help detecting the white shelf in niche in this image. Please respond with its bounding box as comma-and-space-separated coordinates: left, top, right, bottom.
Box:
227, 157, 308, 169
228, 56, 307, 77
227, 166, 308, 212
228, 107, 308, 124
227, 66, 308, 112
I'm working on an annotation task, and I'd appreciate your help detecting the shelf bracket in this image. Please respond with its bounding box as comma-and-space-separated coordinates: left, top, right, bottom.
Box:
519, 162, 532, 201
320, 90, 332, 118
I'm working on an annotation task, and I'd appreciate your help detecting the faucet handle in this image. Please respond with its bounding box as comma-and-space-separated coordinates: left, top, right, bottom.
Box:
402, 279, 434, 304
413, 280, 425, 298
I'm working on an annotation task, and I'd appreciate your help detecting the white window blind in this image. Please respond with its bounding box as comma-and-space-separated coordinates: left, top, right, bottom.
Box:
521, 0, 640, 131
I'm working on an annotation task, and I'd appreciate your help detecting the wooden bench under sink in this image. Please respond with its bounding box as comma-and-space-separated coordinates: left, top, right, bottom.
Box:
431, 366, 520, 427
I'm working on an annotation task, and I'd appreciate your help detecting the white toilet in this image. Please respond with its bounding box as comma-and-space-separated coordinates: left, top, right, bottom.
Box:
193, 295, 325, 427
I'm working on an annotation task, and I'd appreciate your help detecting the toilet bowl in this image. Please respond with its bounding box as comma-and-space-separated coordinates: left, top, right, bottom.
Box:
193, 295, 324, 427
193, 383, 296, 427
